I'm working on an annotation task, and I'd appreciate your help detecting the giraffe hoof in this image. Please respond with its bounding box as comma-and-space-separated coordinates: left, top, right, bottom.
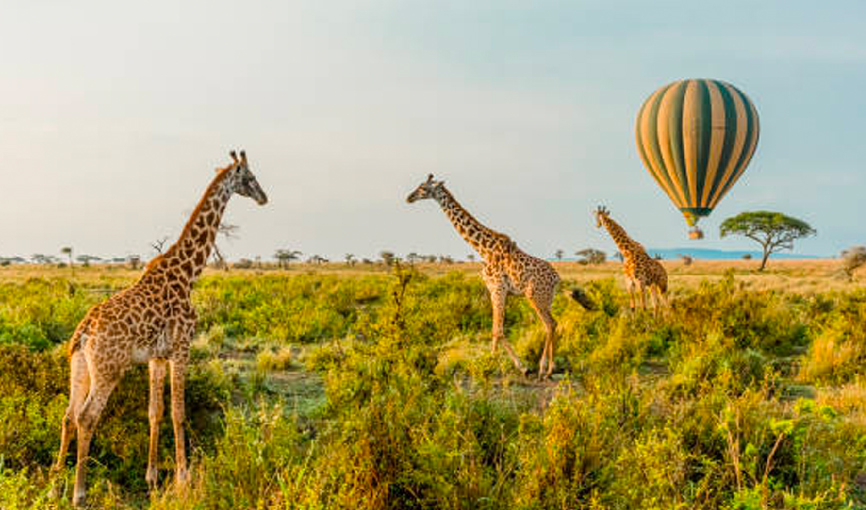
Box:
146, 468, 158, 492
49, 481, 63, 500
176, 468, 190, 488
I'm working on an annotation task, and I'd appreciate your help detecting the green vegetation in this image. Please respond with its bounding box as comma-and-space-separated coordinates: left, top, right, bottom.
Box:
1, 264, 865, 509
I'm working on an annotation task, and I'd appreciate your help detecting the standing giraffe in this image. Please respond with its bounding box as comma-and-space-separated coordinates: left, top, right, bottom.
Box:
54, 151, 268, 507
407, 175, 591, 379
594, 206, 668, 312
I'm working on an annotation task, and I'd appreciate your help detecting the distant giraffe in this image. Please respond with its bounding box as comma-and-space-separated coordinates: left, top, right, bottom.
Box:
407, 175, 591, 378
54, 151, 268, 507
594, 206, 667, 312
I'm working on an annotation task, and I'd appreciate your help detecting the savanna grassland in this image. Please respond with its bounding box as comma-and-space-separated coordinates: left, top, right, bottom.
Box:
1, 259, 865, 509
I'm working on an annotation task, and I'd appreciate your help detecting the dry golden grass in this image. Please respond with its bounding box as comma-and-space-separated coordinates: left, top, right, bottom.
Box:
0, 257, 859, 294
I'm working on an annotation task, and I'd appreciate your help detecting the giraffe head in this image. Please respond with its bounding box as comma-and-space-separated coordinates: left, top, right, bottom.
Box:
594, 206, 610, 228
226, 150, 268, 205
406, 174, 445, 203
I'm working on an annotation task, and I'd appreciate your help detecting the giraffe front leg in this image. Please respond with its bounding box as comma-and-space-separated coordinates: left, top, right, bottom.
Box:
490, 287, 505, 354
169, 357, 190, 488
146, 359, 167, 491
625, 279, 636, 313
489, 287, 526, 376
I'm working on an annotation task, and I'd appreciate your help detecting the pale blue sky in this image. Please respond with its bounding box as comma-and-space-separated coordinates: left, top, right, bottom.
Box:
1, 1, 863, 261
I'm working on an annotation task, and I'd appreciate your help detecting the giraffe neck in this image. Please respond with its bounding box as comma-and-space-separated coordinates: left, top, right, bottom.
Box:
601, 216, 639, 258
434, 187, 504, 259
161, 170, 233, 283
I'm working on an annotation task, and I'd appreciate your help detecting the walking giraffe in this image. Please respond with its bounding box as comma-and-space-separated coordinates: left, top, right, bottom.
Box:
54, 151, 268, 507
594, 206, 668, 312
407, 175, 592, 379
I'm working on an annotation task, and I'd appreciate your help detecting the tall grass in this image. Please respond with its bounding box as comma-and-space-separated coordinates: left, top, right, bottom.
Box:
0, 265, 865, 508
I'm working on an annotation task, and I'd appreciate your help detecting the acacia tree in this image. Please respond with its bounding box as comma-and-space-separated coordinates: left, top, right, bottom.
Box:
212, 223, 240, 271
151, 237, 169, 255
76, 255, 101, 267
554, 249, 564, 261
60, 246, 74, 276
274, 249, 302, 269
379, 251, 396, 267
841, 246, 866, 280
127, 255, 142, 270
720, 211, 816, 271
575, 248, 606, 265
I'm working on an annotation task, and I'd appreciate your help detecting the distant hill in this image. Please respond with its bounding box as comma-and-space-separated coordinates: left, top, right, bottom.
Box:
644, 248, 822, 261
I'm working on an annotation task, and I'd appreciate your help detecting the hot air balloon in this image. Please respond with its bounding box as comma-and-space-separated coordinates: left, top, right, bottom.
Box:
635, 79, 759, 239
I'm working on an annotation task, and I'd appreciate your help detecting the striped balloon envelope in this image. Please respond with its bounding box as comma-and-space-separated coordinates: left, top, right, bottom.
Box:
635, 79, 759, 238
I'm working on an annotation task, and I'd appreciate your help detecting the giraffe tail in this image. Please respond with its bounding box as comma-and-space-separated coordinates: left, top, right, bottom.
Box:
569, 288, 596, 311
67, 312, 93, 358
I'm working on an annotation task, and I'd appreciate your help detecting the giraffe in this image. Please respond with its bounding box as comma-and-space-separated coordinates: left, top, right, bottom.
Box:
407, 175, 591, 379
53, 151, 268, 507
594, 206, 668, 312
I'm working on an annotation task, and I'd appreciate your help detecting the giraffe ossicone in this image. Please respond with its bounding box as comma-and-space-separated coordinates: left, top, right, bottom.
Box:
55, 150, 268, 507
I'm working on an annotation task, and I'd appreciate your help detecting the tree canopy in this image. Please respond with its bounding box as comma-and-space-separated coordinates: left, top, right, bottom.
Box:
720, 211, 816, 271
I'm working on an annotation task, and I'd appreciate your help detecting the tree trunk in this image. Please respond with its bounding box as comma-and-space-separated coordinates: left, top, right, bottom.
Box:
759, 246, 770, 271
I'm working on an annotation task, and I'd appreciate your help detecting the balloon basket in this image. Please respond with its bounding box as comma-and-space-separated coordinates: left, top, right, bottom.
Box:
688, 227, 704, 240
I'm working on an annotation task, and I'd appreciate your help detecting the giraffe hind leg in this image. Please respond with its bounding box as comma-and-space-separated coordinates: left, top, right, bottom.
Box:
649, 285, 660, 316
73, 376, 119, 507
527, 290, 557, 380
54, 350, 89, 473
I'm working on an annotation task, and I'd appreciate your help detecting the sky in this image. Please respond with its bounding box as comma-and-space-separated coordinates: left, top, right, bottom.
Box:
1, 0, 864, 262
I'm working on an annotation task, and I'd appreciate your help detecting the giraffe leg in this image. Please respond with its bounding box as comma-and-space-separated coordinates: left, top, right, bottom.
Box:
537, 309, 558, 379
489, 286, 505, 354
527, 291, 557, 380
646, 285, 656, 314
537, 338, 549, 380
637, 283, 647, 310
489, 286, 526, 375
625, 279, 636, 312
656, 287, 670, 316
72, 376, 118, 507
169, 358, 190, 487
146, 359, 167, 491
54, 351, 89, 474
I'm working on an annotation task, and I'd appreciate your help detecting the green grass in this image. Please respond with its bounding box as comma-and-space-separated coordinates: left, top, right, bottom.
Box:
1, 264, 865, 509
